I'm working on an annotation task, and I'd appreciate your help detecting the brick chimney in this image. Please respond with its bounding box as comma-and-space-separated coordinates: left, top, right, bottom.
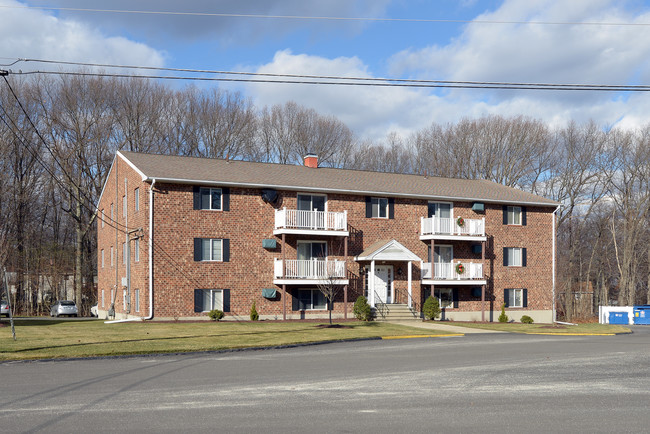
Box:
303, 153, 318, 168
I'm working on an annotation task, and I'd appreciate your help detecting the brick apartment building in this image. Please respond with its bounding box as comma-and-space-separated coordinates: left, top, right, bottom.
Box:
96, 151, 559, 322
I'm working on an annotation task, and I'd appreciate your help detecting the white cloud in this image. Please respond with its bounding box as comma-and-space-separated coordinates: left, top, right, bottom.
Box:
0, 0, 164, 69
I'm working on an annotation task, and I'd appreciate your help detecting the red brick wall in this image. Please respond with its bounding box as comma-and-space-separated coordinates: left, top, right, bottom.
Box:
97, 157, 555, 321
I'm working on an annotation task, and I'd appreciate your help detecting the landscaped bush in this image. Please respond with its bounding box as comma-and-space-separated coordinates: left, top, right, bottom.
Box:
353, 296, 373, 321
520, 315, 534, 324
498, 303, 508, 323
422, 296, 441, 321
208, 309, 224, 321
250, 301, 259, 321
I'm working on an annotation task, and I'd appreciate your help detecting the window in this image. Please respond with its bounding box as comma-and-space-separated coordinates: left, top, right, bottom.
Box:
110, 203, 114, 221
101, 249, 105, 268
296, 289, 326, 310
507, 206, 521, 225
504, 247, 527, 267
200, 187, 222, 210
122, 195, 127, 217
371, 197, 388, 218
102, 290, 105, 308
122, 242, 127, 264
110, 246, 114, 267
134, 289, 140, 312
428, 202, 452, 219
434, 288, 456, 309
505, 288, 527, 308
123, 289, 127, 310
134, 238, 140, 262
194, 238, 228, 262
297, 241, 327, 260
194, 289, 224, 312
101, 209, 105, 228
297, 194, 325, 212
134, 188, 140, 212
111, 289, 114, 305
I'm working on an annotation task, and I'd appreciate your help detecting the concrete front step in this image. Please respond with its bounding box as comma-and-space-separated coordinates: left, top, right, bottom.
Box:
375, 303, 420, 321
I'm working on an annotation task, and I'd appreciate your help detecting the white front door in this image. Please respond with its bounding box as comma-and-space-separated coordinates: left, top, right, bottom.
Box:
373, 266, 393, 303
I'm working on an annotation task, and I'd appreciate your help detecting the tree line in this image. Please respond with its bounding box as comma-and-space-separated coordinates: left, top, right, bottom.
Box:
1, 74, 648, 319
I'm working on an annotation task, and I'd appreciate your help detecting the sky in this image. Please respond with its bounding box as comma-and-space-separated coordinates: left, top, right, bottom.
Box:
2, 0, 650, 140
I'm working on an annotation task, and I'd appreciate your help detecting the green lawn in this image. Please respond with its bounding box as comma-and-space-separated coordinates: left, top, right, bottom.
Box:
0, 319, 452, 361
444, 321, 631, 334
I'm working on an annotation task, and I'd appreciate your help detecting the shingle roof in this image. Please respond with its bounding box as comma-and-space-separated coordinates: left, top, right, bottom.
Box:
118, 151, 558, 206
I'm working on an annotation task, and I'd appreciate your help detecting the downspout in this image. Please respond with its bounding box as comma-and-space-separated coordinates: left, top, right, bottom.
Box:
552, 205, 560, 323
145, 178, 156, 320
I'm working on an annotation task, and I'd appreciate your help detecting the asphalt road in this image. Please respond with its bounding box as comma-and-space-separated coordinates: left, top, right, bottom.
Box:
1, 328, 649, 433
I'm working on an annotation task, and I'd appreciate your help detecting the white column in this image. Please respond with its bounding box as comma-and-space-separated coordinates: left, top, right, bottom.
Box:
370, 260, 376, 307
407, 261, 412, 308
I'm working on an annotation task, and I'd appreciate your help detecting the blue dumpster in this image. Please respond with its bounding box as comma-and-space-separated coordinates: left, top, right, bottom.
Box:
633, 305, 650, 325
609, 311, 629, 325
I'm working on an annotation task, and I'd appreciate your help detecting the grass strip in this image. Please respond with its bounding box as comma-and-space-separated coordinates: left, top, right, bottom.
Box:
443, 321, 631, 334
0, 320, 455, 361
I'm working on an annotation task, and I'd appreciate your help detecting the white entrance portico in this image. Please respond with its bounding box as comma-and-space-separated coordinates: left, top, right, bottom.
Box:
355, 240, 421, 308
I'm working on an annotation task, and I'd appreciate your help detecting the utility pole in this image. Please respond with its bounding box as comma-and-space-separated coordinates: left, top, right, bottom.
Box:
3, 267, 16, 340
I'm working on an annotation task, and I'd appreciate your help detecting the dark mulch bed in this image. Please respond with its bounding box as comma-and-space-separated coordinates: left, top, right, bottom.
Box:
539, 325, 567, 329
314, 324, 353, 329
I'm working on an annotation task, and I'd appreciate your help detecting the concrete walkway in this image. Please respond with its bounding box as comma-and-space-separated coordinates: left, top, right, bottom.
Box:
389, 320, 506, 334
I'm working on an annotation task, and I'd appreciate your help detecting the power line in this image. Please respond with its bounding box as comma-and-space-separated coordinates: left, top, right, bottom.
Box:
0, 4, 647, 27
10, 69, 650, 92
10, 57, 650, 90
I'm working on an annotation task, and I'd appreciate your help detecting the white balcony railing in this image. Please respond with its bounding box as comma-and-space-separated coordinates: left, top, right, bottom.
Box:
274, 258, 346, 279
275, 208, 347, 232
421, 262, 483, 280
420, 217, 485, 237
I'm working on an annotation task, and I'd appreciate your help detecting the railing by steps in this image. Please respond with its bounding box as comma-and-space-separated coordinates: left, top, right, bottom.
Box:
373, 291, 387, 320
275, 208, 347, 232
393, 286, 420, 318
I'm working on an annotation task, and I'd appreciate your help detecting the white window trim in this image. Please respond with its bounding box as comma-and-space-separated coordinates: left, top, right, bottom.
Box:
428, 201, 454, 221
297, 193, 328, 213
134, 238, 140, 262
506, 247, 523, 267
200, 187, 223, 211
200, 289, 224, 312
110, 246, 114, 267
507, 288, 524, 308
135, 289, 140, 312
110, 204, 114, 221
432, 244, 454, 264
297, 240, 328, 259
507, 206, 522, 225
122, 195, 127, 218
434, 288, 455, 309
134, 188, 140, 212
371, 197, 389, 219
101, 249, 105, 268
201, 238, 223, 262
101, 209, 105, 228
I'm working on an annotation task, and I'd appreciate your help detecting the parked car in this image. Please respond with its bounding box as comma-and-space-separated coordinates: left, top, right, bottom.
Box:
50, 300, 78, 317
90, 304, 98, 317
1, 301, 9, 317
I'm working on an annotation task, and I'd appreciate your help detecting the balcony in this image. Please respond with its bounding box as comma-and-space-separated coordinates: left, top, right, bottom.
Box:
274, 208, 349, 236
421, 261, 486, 285
420, 217, 486, 241
273, 258, 349, 285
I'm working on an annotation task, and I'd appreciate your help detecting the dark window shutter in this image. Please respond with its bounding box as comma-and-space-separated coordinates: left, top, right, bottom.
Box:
292, 291, 299, 311
194, 289, 203, 312
388, 198, 395, 219
504, 288, 510, 307
453, 289, 459, 308
365, 197, 372, 218
222, 239, 230, 262
194, 238, 203, 261
522, 248, 527, 267
222, 187, 230, 211
521, 206, 527, 226
193, 186, 201, 210
522, 288, 528, 308
223, 289, 230, 312
503, 247, 508, 266
503, 205, 508, 225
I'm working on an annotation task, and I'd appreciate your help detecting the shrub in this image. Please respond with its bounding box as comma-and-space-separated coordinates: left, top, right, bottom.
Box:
208, 309, 224, 321
521, 315, 534, 324
422, 296, 441, 321
250, 301, 259, 321
498, 303, 508, 323
353, 296, 373, 321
